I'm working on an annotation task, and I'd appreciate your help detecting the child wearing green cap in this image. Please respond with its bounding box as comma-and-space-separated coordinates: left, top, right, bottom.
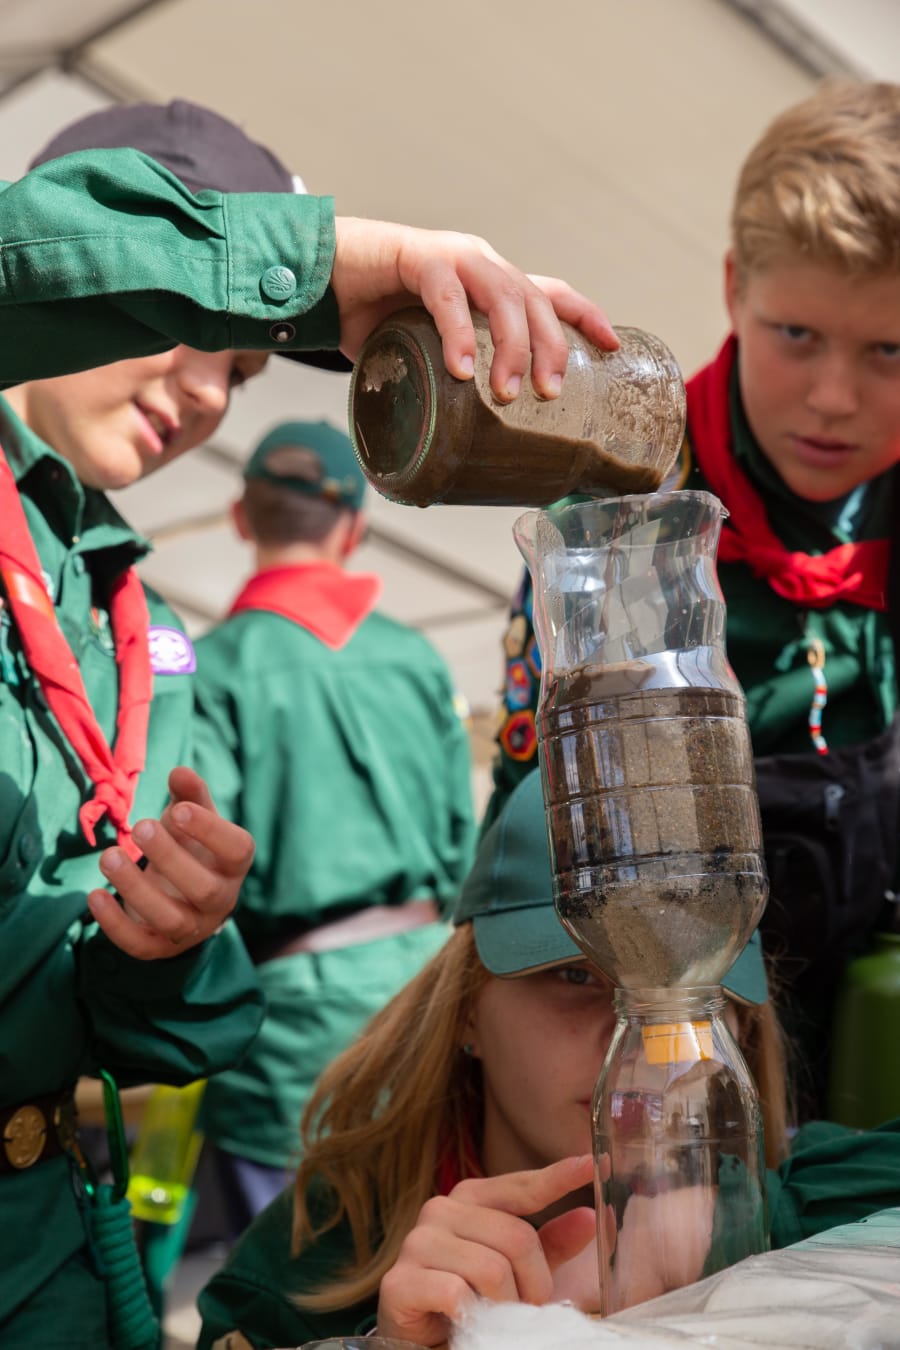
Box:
196, 769, 900, 1350
192, 418, 475, 1231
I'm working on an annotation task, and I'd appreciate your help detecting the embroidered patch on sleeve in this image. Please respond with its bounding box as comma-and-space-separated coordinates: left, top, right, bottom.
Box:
148, 625, 196, 675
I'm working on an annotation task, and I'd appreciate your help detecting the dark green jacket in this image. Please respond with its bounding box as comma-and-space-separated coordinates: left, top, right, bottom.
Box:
194, 602, 475, 1164
196, 1117, 900, 1349
0, 395, 266, 1340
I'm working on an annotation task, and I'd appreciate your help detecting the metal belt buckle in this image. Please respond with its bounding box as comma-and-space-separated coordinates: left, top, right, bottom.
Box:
3, 1104, 47, 1168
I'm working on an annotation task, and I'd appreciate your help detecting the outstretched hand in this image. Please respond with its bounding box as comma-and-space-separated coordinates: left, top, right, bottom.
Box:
376, 1154, 598, 1347
331, 218, 619, 402
87, 766, 254, 961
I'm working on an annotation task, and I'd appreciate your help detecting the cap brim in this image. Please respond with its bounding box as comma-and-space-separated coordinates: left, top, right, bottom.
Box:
278, 348, 353, 373
473, 904, 583, 977
719, 928, 768, 1006
473, 905, 767, 1005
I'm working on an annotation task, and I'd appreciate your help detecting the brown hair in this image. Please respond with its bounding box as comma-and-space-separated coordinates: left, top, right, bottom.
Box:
241, 477, 352, 547
290, 927, 790, 1313
732, 79, 900, 284
291, 926, 490, 1311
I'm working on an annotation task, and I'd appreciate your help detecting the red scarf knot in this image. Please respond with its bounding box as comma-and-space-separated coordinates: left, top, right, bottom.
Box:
686, 336, 890, 613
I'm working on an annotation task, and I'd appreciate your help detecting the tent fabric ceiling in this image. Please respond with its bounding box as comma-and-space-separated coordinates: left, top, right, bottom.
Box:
1, 1, 897, 798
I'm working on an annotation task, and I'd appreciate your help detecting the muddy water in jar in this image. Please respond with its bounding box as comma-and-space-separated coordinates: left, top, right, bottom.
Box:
538, 664, 767, 988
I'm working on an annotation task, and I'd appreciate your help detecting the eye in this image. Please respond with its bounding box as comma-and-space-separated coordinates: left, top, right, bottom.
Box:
778, 324, 811, 342
558, 965, 592, 986
230, 352, 269, 388
874, 342, 900, 360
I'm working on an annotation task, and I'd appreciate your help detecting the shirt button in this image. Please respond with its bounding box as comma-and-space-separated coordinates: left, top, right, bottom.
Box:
73, 556, 86, 577
269, 321, 297, 344
260, 266, 297, 302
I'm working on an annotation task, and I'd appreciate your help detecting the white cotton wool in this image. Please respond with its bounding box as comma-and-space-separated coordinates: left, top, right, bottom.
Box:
450, 1299, 685, 1350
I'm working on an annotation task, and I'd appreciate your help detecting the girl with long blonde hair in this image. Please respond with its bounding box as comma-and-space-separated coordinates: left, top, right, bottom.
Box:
198, 771, 899, 1349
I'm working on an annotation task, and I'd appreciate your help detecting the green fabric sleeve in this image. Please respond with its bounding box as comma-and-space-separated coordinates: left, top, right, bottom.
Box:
196, 1187, 378, 1349
0, 147, 339, 386
767, 1116, 900, 1248
77, 921, 265, 1086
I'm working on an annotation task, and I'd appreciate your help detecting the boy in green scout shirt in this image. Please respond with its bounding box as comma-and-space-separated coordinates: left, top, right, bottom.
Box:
0, 96, 615, 1348
194, 419, 475, 1232
0, 100, 310, 1350
487, 78, 900, 1121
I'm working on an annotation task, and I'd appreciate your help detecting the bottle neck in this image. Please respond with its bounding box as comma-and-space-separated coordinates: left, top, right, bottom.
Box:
613, 985, 725, 1023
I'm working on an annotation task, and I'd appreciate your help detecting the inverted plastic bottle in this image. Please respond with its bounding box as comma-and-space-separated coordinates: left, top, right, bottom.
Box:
514, 491, 768, 989
349, 308, 686, 507
594, 986, 767, 1315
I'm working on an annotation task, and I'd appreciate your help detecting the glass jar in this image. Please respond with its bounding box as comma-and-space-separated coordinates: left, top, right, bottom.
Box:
514, 490, 768, 989
594, 986, 767, 1315
348, 307, 686, 507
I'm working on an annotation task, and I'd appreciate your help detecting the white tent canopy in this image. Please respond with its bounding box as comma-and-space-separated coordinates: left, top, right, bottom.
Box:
1, 0, 896, 797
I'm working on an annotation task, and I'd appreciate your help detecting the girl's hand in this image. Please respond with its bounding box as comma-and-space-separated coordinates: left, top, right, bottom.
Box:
332, 217, 618, 403
88, 766, 254, 960
376, 1154, 597, 1347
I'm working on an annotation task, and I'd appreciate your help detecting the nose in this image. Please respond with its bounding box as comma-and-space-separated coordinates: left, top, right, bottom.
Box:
175, 348, 232, 421
805, 352, 860, 421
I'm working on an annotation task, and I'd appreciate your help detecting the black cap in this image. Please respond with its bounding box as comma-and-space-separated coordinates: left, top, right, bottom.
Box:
29, 99, 351, 372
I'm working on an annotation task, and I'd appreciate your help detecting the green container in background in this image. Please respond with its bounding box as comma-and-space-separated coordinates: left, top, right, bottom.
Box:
828, 933, 900, 1129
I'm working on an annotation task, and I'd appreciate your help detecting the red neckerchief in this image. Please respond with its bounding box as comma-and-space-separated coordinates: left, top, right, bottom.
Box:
229, 561, 382, 650
686, 335, 890, 611
0, 446, 151, 858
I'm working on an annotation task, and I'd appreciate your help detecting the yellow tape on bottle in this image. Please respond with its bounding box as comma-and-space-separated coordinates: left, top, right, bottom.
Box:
642, 1020, 714, 1065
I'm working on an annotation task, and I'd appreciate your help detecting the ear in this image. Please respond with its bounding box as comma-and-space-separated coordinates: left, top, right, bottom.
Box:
723, 250, 740, 330
340, 511, 367, 559
231, 497, 252, 542
460, 1008, 482, 1060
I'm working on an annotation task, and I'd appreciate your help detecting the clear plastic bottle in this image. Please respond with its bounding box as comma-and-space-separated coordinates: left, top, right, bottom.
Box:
514, 491, 768, 988
349, 308, 686, 507
594, 986, 767, 1316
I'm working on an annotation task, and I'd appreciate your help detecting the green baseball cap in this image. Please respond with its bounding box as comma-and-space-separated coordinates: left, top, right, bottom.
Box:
455, 770, 768, 1005
243, 420, 366, 510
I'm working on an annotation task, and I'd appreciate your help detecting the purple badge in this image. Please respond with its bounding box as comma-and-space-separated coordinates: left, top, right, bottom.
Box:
148, 625, 196, 675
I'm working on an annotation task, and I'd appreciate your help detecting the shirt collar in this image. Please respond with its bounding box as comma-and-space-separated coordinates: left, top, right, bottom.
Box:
0, 394, 150, 560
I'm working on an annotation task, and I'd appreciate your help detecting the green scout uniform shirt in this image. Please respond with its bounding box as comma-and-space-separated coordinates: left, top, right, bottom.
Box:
0, 146, 340, 384
193, 605, 476, 1166
0, 145, 342, 1344
683, 372, 897, 756
0, 397, 265, 1338
196, 1115, 900, 1349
